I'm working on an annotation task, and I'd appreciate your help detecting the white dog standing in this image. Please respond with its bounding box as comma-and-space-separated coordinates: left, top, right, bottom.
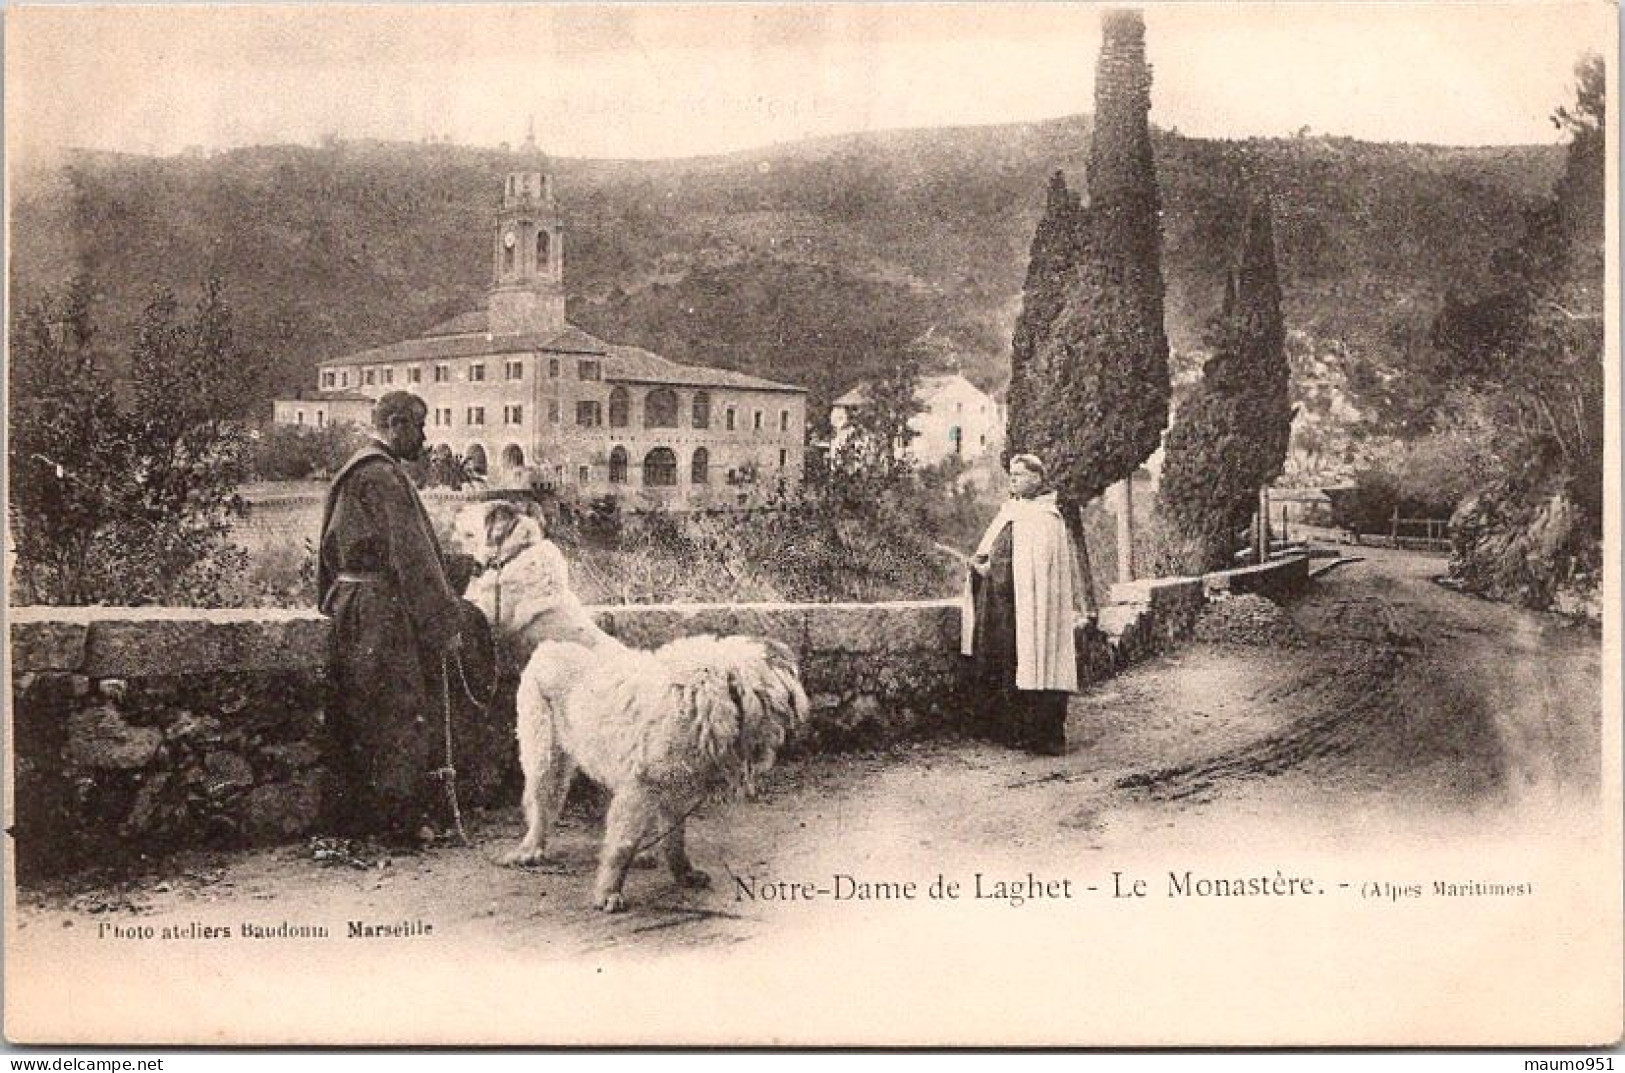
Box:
454, 500, 808, 912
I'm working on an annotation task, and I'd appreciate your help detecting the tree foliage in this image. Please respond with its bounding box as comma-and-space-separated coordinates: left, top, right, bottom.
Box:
824, 343, 927, 500
9, 276, 263, 605
249, 421, 370, 481
1427, 55, 1605, 608
412, 444, 488, 491
8, 277, 127, 604
1008, 8, 1171, 511
1006, 171, 1085, 463
1159, 201, 1293, 570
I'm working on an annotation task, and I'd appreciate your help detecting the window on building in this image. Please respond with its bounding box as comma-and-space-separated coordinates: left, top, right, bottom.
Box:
505, 359, 524, 381
466, 444, 488, 474
609, 447, 628, 484
608, 386, 630, 429
576, 401, 603, 427
382, 368, 394, 385
643, 448, 678, 487
692, 391, 711, 429
503, 445, 525, 468
322, 372, 335, 389
753, 410, 763, 432
579, 360, 601, 381
779, 409, 789, 432
470, 362, 486, 383
691, 447, 710, 485
537, 231, 550, 267
645, 388, 679, 429
295, 410, 304, 425
317, 411, 325, 428
578, 464, 590, 485
726, 407, 737, 432
434, 364, 449, 383
949, 426, 963, 455
504, 244, 515, 273
467, 406, 485, 426
364, 370, 376, 387
779, 449, 788, 468
341, 371, 349, 387
548, 358, 560, 378
548, 400, 560, 424
409, 366, 422, 385
505, 404, 524, 425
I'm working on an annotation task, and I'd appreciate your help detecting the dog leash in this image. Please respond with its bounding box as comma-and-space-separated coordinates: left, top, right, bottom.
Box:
432, 560, 508, 849
629, 797, 708, 861
434, 653, 472, 848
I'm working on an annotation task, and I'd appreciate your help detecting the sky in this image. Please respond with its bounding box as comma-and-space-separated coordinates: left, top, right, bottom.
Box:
6, 2, 1615, 162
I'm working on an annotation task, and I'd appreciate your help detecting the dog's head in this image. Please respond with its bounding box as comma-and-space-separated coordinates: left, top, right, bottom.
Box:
453, 500, 545, 564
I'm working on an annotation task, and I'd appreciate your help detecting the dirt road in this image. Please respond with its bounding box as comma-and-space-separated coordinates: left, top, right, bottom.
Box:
12, 546, 1605, 963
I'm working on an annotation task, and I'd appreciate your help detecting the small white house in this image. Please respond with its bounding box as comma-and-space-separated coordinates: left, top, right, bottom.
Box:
829, 374, 1003, 465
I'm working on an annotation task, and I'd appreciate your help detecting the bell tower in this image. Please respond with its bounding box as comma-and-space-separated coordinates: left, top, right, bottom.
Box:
489, 120, 565, 335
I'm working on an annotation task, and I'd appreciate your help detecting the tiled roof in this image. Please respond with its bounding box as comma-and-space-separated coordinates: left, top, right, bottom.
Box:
422, 310, 488, 337
318, 315, 803, 393
276, 388, 375, 403
832, 373, 989, 409
317, 323, 606, 367
599, 343, 802, 393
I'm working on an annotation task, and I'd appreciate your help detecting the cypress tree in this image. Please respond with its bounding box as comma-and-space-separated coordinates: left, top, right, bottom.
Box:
1007, 171, 1084, 464
1012, 8, 1170, 545
1159, 200, 1292, 571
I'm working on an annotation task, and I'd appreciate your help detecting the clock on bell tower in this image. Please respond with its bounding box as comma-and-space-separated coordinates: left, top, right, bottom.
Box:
489, 126, 565, 336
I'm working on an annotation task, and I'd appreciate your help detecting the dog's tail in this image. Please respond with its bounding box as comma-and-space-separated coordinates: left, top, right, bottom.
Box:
657, 635, 809, 797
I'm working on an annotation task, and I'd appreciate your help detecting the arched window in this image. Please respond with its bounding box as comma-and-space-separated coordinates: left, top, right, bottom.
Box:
609, 446, 629, 484
503, 243, 514, 274
691, 391, 712, 429
536, 230, 550, 267
608, 386, 631, 429
502, 444, 525, 468
465, 444, 488, 475
691, 447, 710, 485
643, 448, 677, 487
644, 388, 679, 429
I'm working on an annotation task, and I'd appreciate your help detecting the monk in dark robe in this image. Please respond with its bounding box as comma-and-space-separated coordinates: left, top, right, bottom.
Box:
318, 391, 465, 837
962, 453, 1088, 755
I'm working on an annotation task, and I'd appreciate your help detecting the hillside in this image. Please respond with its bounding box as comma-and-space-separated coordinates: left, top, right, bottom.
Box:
9, 117, 1563, 422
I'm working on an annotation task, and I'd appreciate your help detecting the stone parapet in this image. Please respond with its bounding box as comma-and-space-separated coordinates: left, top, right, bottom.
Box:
11, 607, 329, 677
1203, 555, 1311, 603
8, 575, 1226, 878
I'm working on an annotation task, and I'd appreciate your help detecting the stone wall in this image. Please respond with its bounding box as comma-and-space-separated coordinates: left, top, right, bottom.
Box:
9, 579, 1217, 878
1203, 554, 1311, 603
591, 600, 971, 753
10, 608, 334, 881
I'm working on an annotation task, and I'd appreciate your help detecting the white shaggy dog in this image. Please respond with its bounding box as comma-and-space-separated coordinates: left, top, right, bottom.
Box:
454, 500, 809, 912
512, 633, 806, 911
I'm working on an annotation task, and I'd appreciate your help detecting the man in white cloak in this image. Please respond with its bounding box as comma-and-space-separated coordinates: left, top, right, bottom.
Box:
961, 453, 1086, 754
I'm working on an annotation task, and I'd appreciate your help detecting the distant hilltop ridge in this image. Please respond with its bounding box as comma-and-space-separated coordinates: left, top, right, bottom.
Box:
10, 114, 1562, 419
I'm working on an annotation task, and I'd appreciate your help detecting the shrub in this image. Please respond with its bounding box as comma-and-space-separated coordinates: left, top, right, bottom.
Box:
250, 422, 368, 481
10, 276, 263, 606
